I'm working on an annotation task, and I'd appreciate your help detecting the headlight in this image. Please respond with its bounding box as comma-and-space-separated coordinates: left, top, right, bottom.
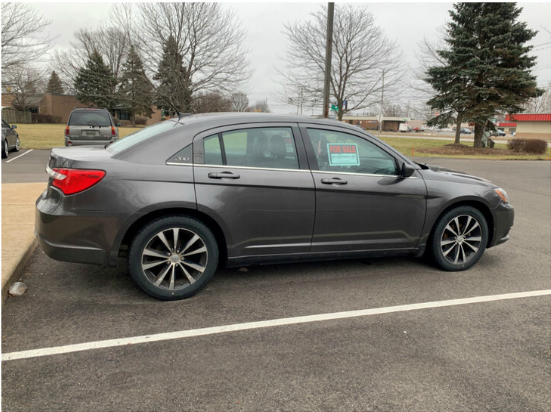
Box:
494, 188, 509, 203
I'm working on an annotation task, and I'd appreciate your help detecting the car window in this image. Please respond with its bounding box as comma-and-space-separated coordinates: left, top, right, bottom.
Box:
106, 120, 182, 154
203, 135, 223, 165
167, 144, 193, 165
69, 111, 112, 127
306, 128, 398, 175
2, 119, 10, 128
217, 127, 299, 170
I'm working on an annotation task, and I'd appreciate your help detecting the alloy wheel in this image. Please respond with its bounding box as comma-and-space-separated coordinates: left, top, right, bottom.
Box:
440, 214, 483, 265
141, 228, 208, 291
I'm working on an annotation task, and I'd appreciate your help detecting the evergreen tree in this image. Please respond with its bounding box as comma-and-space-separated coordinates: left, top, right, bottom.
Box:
45, 70, 64, 94
425, 2, 543, 147
153, 35, 192, 115
74, 50, 118, 111
118, 46, 154, 126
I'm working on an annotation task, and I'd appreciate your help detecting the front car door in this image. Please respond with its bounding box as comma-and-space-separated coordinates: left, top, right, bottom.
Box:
2, 119, 15, 148
193, 123, 316, 261
300, 124, 427, 254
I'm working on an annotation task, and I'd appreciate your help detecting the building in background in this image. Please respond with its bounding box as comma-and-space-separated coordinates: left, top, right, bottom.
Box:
506, 114, 551, 139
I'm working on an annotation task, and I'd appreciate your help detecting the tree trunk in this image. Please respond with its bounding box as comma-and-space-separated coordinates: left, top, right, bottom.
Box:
132, 112, 136, 127
473, 123, 484, 147
454, 118, 462, 144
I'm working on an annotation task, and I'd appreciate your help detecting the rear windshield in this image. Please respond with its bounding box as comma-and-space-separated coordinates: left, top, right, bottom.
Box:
69, 111, 111, 127
106, 120, 182, 154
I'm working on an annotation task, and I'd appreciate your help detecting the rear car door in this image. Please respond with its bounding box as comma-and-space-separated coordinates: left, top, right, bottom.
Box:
193, 123, 316, 259
301, 124, 427, 253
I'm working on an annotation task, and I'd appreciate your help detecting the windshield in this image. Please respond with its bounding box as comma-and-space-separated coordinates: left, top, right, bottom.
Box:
69, 111, 111, 127
106, 120, 182, 154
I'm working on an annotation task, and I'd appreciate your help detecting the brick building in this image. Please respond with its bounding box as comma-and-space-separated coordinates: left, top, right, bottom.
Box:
506, 114, 551, 139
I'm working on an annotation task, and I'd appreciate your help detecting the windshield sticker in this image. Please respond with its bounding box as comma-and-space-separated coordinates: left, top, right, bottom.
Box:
327, 143, 360, 166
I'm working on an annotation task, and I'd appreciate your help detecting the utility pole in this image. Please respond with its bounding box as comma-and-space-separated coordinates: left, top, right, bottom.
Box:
378, 69, 385, 133
323, 2, 334, 118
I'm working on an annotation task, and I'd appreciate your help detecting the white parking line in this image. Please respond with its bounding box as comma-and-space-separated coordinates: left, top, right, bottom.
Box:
3, 289, 550, 362
6, 149, 33, 163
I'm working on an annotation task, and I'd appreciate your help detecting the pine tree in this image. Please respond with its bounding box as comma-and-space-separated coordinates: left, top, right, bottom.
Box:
153, 35, 192, 115
74, 50, 118, 111
45, 71, 64, 94
425, 2, 543, 147
118, 46, 154, 126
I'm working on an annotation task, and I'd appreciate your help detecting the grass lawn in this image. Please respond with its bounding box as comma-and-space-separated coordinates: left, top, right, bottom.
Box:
13, 124, 551, 160
15, 124, 142, 149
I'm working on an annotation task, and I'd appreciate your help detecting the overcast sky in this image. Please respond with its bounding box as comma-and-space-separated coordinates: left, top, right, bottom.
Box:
33, 1, 551, 115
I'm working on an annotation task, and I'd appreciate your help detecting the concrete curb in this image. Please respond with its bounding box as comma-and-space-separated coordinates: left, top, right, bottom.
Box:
1, 238, 38, 304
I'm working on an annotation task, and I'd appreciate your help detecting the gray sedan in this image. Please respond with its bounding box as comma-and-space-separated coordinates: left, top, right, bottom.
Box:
35, 113, 514, 300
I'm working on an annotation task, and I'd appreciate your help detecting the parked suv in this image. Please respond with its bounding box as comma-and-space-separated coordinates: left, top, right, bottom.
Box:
65, 108, 119, 146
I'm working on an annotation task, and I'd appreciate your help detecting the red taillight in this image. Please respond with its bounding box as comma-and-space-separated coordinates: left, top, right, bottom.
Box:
65, 126, 70, 136
51, 168, 106, 195
111, 126, 116, 136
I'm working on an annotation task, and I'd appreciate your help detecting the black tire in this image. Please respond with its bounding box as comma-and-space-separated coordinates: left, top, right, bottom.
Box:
2, 140, 8, 159
128, 215, 219, 300
429, 206, 488, 271
13, 136, 20, 152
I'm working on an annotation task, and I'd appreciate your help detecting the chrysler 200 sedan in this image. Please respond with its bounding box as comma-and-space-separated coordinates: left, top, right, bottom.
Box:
35, 113, 514, 300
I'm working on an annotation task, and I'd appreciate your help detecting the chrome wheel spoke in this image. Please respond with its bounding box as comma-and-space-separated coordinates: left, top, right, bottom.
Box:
460, 244, 466, 263
178, 263, 196, 284
143, 248, 168, 259
181, 259, 205, 273
168, 264, 176, 290
182, 245, 207, 257
453, 217, 461, 234
173, 229, 180, 251
465, 236, 481, 242
156, 232, 173, 252
463, 241, 479, 253
462, 216, 472, 235
443, 243, 456, 257
143, 259, 167, 270
441, 239, 456, 246
181, 234, 200, 254
453, 244, 460, 263
464, 222, 479, 237
153, 264, 171, 286
445, 224, 458, 237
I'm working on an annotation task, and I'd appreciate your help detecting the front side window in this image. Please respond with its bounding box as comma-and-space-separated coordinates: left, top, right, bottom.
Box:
220, 127, 299, 170
306, 128, 398, 175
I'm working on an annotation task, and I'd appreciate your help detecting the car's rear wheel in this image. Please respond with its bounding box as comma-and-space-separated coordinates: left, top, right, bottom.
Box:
429, 206, 488, 271
129, 216, 219, 300
2, 140, 8, 159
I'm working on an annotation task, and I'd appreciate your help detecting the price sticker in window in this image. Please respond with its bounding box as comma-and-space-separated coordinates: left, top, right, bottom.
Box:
327, 143, 360, 166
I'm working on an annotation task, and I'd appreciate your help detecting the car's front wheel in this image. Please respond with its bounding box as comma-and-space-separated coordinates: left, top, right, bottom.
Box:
429, 206, 488, 271
14, 136, 20, 152
128, 216, 219, 300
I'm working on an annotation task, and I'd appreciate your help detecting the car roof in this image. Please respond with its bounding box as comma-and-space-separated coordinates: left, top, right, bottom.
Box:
167, 112, 363, 132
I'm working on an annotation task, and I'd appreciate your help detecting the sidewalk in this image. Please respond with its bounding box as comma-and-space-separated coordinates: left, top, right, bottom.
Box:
2, 182, 47, 302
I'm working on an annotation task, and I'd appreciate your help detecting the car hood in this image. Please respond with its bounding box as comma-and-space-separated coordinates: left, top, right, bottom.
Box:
416, 162, 495, 187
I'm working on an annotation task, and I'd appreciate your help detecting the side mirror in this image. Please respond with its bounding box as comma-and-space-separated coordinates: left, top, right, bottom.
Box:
11, 125, 17, 129
400, 162, 415, 178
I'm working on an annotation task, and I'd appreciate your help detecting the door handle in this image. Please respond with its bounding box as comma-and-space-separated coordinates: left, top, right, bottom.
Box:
208, 171, 240, 179
321, 177, 348, 185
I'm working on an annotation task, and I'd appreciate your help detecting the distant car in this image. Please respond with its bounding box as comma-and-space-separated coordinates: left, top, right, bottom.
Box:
413, 127, 425, 132
65, 108, 119, 146
36, 113, 515, 300
2, 118, 20, 158
460, 128, 472, 134
491, 130, 506, 137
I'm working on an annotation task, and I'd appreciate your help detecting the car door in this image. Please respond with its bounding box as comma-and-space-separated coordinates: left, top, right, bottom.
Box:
300, 124, 427, 253
193, 123, 316, 259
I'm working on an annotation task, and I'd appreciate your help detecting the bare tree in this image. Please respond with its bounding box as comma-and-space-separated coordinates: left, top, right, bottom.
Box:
248, 100, 270, 113
2, 66, 45, 111
193, 92, 232, 113
111, 3, 252, 97
1, 3, 54, 70
231, 92, 249, 112
523, 83, 551, 113
53, 26, 129, 91
277, 4, 403, 120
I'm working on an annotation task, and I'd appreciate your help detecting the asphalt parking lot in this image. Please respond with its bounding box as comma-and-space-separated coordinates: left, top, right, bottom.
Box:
2, 151, 551, 412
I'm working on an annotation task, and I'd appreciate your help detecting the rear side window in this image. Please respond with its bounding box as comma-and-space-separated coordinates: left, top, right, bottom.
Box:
69, 111, 112, 127
205, 127, 299, 170
106, 121, 182, 154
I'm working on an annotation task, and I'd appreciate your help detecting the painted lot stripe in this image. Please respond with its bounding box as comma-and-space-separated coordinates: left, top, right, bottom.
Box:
3, 289, 550, 362
6, 149, 33, 163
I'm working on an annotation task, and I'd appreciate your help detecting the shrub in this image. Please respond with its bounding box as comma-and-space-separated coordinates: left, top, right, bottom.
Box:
31, 113, 63, 124
508, 139, 547, 154
134, 116, 147, 125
